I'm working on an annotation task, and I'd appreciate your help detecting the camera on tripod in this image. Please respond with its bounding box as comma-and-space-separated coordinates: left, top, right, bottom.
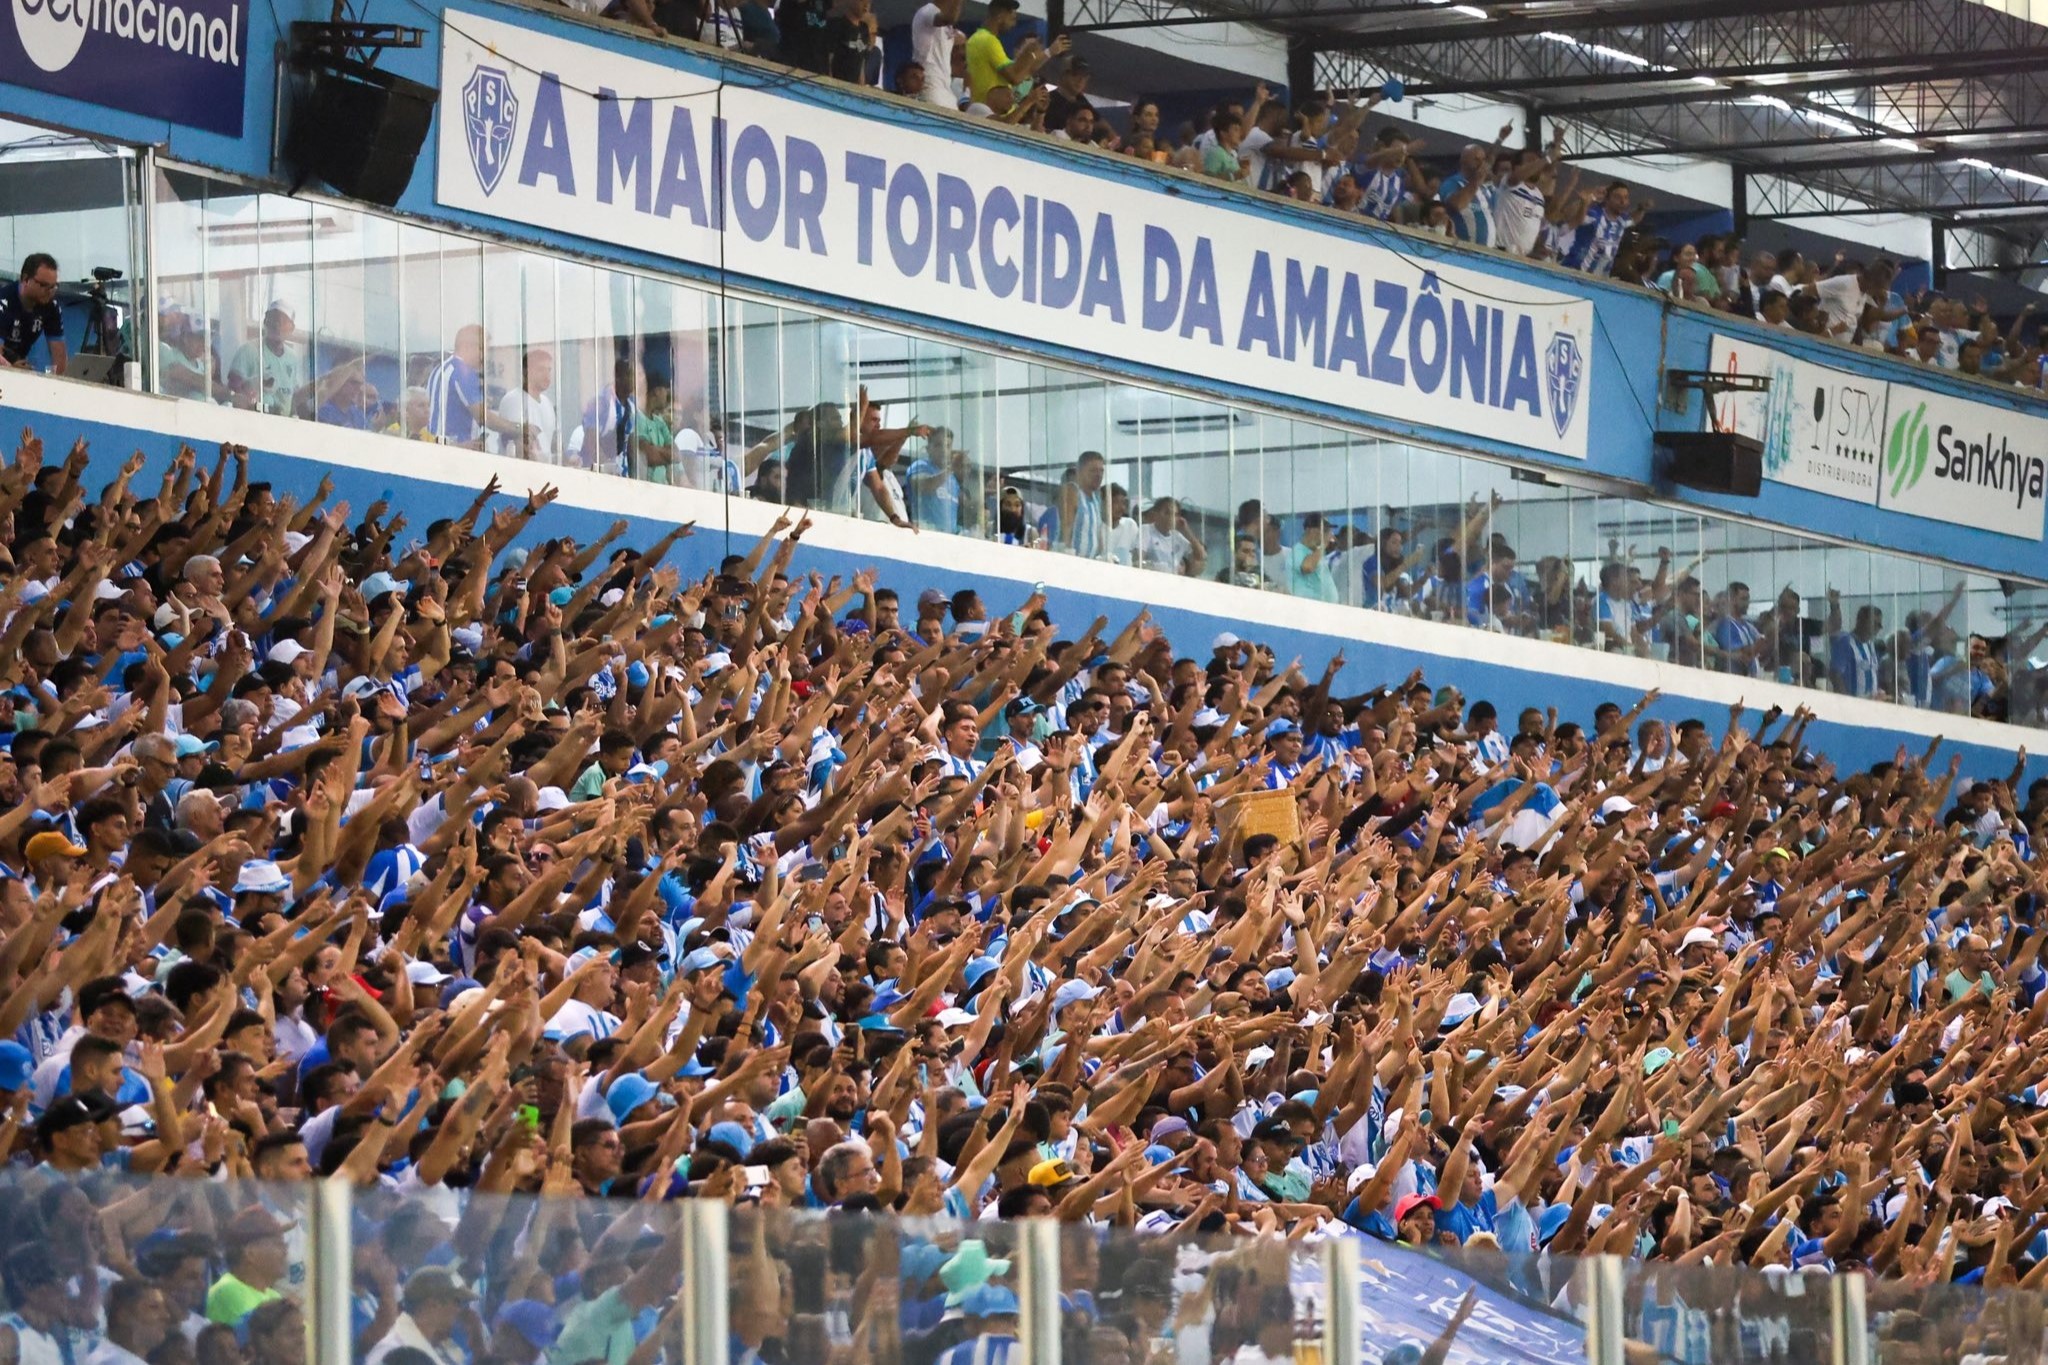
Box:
60, 265, 129, 386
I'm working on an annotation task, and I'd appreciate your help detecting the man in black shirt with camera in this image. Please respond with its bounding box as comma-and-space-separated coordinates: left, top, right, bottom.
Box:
0, 254, 66, 375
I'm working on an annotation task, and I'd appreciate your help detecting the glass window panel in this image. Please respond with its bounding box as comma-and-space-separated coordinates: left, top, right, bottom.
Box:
920, 339, 995, 542
989, 354, 1035, 546
598, 267, 637, 478
477, 244, 528, 460
486, 249, 561, 465
393, 222, 442, 412
199, 183, 261, 412
304, 204, 379, 433
1823, 544, 1878, 699
849, 322, 906, 527
153, 168, 222, 404
254, 195, 314, 419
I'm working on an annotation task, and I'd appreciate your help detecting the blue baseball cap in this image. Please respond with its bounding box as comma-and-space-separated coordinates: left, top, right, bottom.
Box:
965, 1284, 1020, 1318
678, 948, 725, 976
494, 1300, 561, 1350
605, 1073, 663, 1125
437, 977, 483, 1010
0, 1042, 30, 1093
677, 1056, 716, 1079
707, 1120, 755, 1157
1052, 980, 1102, 1013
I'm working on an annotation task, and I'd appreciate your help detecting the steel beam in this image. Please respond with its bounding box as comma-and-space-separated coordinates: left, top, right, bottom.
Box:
1320, 0, 1825, 51
1543, 72, 2042, 117
1761, 205, 2048, 219
1772, 138, 2048, 172
1558, 124, 2048, 161
1408, 49, 2048, 99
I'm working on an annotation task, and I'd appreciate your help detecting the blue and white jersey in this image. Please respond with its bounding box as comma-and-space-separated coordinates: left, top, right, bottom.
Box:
1832, 631, 1881, 698
1067, 486, 1107, 559
1438, 172, 1495, 246
362, 844, 426, 901
1565, 203, 1630, 276
1263, 759, 1303, 789
1357, 165, 1406, 222
935, 1333, 1019, 1365
425, 352, 482, 446
1712, 613, 1763, 676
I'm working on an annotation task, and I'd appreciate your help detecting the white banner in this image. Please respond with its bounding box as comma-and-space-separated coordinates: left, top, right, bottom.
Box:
1709, 332, 2047, 540
436, 10, 1594, 458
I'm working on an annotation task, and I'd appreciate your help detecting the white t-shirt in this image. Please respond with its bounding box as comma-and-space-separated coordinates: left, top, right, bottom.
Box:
496, 388, 559, 462
1241, 126, 1275, 191
858, 456, 908, 525
1108, 516, 1140, 567
1494, 180, 1548, 258
1814, 274, 1869, 338
1140, 523, 1195, 575
910, 4, 958, 110
674, 428, 738, 492
1289, 134, 1334, 199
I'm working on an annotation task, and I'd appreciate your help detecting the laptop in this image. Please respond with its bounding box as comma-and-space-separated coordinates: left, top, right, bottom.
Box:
67, 353, 123, 385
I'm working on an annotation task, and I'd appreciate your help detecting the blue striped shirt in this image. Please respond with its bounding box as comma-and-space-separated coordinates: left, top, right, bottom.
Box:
426, 353, 482, 445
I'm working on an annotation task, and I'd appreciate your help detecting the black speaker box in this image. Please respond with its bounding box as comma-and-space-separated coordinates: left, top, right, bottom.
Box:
1657, 430, 1763, 497
286, 65, 438, 208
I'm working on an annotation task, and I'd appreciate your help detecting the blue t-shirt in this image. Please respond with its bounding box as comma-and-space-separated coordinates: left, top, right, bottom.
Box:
903, 459, 962, 534
1437, 1187, 1498, 1244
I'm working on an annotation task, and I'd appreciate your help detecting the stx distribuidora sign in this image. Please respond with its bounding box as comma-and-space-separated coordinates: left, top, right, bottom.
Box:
1710, 332, 2048, 541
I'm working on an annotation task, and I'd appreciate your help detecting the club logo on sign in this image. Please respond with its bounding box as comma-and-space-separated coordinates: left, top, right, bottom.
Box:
463, 66, 519, 196
1544, 331, 1583, 439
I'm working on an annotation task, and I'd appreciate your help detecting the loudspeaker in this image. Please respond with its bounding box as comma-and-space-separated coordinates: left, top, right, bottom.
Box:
1657, 430, 1763, 497
286, 65, 438, 208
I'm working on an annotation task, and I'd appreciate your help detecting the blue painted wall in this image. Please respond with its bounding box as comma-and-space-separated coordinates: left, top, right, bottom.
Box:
2, 0, 2045, 579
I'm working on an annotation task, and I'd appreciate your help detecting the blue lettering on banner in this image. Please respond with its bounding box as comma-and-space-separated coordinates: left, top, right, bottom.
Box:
653, 107, 710, 227
519, 75, 577, 195
597, 89, 653, 213
1179, 238, 1222, 345
1, 0, 247, 135
436, 12, 1600, 460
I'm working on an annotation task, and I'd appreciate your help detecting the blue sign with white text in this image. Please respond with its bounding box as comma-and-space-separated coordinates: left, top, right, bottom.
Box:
0, 0, 248, 136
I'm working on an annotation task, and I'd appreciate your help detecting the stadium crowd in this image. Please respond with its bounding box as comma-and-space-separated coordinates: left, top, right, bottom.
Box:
0, 424, 2045, 1365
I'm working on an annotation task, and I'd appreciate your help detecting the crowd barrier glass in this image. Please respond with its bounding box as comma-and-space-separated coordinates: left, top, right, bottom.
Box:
110, 159, 2048, 732
0, 1168, 312, 1365
27, 1163, 2048, 1365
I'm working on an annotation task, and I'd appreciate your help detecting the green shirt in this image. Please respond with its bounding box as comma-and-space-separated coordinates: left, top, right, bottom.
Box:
206, 1273, 282, 1326
570, 760, 610, 803
637, 412, 675, 482
1202, 142, 1242, 180
552, 1286, 637, 1365
761, 1084, 808, 1127
227, 339, 302, 416
1288, 540, 1338, 603
1946, 967, 1994, 1001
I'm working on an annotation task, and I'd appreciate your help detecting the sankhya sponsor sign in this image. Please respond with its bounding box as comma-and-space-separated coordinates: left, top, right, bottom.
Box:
1710, 332, 2047, 540
436, 10, 1596, 459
